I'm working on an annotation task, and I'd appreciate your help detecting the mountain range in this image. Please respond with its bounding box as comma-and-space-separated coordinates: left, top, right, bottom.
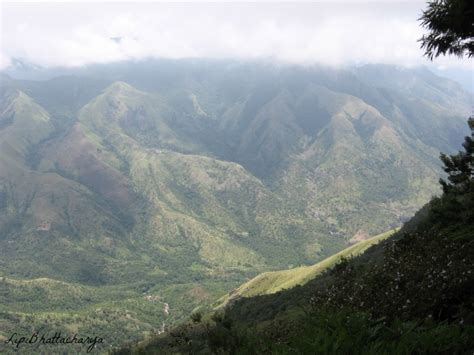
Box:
0, 59, 471, 350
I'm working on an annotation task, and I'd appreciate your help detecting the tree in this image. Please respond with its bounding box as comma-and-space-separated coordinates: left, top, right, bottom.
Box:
439, 117, 474, 194
433, 118, 474, 224
419, 0, 474, 59
419, 0, 473, 223
191, 310, 202, 323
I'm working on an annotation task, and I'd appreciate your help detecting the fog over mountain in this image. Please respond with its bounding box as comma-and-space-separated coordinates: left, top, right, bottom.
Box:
0, 57, 472, 350
0, 1, 473, 353
2, 2, 472, 71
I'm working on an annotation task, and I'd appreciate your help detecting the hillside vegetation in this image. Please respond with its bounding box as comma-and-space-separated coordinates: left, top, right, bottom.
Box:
123, 185, 473, 354
215, 229, 398, 308
0, 61, 472, 350
119, 119, 474, 354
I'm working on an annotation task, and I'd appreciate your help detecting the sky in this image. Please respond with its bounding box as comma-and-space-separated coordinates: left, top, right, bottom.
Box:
0, 1, 472, 74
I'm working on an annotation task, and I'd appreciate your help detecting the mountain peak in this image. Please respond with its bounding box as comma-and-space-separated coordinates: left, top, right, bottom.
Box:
104, 81, 140, 96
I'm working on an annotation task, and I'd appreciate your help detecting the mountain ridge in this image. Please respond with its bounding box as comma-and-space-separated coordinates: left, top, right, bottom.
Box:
0, 60, 472, 351
214, 228, 398, 309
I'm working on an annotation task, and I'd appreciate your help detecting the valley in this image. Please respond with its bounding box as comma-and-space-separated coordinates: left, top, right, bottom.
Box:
0, 60, 471, 352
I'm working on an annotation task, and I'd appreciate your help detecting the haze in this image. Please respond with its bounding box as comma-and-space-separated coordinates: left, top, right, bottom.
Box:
1, 1, 472, 73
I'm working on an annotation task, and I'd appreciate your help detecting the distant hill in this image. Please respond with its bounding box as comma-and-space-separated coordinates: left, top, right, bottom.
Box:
0, 60, 472, 350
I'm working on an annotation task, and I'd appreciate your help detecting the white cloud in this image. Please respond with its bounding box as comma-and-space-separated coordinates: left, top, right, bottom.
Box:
0, 2, 471, 71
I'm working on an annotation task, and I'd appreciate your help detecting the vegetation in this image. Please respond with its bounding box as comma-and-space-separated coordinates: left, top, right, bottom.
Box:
0, 61, 471, 352
1, 0, 471, 350
117, 119, 474, 354
0, 276, 238, 353
419, 0, 474, 59
214, 229, 398, 308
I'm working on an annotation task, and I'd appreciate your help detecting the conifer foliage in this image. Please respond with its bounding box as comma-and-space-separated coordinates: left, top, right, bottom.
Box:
436, 118, 474, 223
419, 0, 474, 59
440, 117, 474, 193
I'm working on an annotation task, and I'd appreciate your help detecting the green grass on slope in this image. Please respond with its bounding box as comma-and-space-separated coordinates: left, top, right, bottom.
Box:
215, 228, 398, 308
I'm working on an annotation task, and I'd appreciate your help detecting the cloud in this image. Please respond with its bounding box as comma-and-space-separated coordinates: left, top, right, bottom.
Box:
0, 2, 471, 70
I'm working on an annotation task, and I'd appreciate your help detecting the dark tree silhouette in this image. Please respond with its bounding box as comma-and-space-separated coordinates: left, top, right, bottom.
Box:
432, 118, 474, 224
419, 0, 474, 59
419, 1, 473, 223
440, 117, 474, 193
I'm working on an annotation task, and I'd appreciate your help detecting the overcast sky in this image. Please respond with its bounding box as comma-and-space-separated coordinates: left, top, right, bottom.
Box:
0, 1, 472, 72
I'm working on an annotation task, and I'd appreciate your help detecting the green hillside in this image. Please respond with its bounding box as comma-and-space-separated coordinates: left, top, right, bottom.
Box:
119, 217, 473, 353
216, 229, 398, 307
0, 61, 472, 351
121, 118, 474, 353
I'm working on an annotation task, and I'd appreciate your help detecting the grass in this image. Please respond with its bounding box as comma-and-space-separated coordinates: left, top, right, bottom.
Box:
214, 228, 398, 308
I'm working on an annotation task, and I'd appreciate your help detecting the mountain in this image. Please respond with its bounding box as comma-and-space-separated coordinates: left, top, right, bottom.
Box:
121, 140, 474, 353
0, 60, 471, 351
